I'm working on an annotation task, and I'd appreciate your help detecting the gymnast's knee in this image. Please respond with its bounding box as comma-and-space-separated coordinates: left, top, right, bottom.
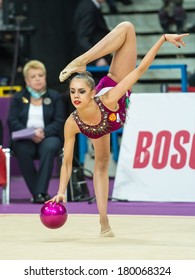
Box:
95, 157, 110, 172
117, 21, 135, 33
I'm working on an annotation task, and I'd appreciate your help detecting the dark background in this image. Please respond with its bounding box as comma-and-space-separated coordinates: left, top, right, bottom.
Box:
1, 0, 80, 92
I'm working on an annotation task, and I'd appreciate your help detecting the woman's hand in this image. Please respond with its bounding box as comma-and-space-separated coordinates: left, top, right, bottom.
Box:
32, 128, 45, 143
46, 194, 67, 203
164, 33, 189, 48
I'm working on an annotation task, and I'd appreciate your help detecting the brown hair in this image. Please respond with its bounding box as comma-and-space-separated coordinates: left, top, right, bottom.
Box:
70, 71, 95, 90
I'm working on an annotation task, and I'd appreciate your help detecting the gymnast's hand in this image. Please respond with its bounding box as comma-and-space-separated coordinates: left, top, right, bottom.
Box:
164, 33, 189, 48
46, 194, 67, 204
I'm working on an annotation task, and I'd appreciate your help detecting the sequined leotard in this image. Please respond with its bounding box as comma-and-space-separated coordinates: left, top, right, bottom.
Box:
72, 76, 131, 139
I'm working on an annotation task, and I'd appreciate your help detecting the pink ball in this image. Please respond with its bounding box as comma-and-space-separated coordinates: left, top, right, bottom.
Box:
40, 202, 68, 229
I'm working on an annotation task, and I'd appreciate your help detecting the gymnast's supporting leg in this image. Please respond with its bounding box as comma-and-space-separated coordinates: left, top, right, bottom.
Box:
92, 134, 114, 237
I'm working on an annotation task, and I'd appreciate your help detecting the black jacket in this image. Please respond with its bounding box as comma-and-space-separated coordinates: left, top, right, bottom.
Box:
8, 88, 65, 141
73, 0, 111, 63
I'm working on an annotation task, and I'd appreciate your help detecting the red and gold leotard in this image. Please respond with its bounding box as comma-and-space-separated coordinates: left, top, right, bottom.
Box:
72, 76, 131, 139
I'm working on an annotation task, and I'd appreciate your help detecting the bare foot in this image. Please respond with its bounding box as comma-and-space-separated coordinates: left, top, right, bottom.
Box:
59, 59, 86, 82
99, 216, 114, 237
100, 229, 115, 237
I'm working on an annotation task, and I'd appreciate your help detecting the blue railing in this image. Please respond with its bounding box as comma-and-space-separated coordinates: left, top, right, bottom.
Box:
87, 64, 188, 92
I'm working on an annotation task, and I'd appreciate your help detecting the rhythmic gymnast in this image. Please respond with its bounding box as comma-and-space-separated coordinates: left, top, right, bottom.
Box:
49, 22, 189, 237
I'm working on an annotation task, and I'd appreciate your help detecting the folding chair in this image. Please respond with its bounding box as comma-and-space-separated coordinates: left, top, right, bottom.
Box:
0, 148, 11, 204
